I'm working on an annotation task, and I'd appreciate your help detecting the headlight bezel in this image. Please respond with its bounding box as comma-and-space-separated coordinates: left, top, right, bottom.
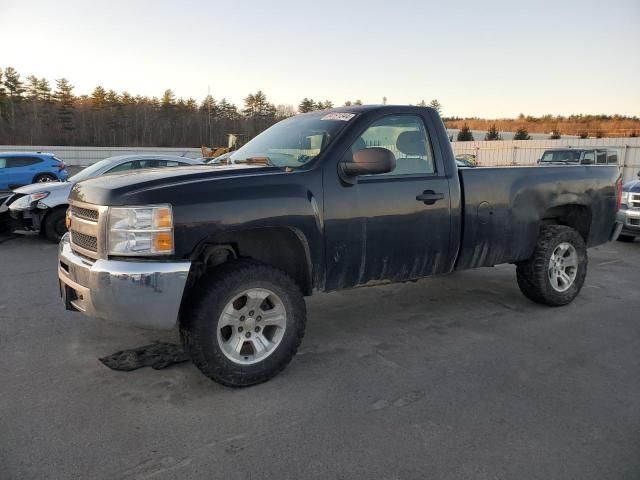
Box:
9, 191, 50, 211
106, 204, 175, 256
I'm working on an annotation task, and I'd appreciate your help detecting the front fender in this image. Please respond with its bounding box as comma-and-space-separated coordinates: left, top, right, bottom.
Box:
39, 186, 72, 209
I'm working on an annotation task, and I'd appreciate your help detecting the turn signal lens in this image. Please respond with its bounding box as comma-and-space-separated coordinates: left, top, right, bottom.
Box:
153, 232, 173, 252
155, 207, 172, 229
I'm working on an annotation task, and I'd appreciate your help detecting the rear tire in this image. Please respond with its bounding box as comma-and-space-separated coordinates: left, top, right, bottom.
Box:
43, 208, 67, 243
516, 225, 587, 306
33, 173, 57, 183
617, 234, 636, 243
180, 260, 306, 387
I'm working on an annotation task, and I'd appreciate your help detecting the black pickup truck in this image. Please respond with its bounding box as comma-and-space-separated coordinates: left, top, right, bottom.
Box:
58, 106, 622, 386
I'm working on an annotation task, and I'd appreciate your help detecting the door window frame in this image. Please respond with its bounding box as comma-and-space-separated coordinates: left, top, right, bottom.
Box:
337, 112, 448, 183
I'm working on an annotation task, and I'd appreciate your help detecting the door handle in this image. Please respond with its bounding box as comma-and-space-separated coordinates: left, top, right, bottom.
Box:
416, 190, 444, 205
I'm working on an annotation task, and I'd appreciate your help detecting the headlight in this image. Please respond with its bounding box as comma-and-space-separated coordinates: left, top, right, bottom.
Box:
107, 205, 174, 255
9, 191, 50, 211
620, 191, 629, 206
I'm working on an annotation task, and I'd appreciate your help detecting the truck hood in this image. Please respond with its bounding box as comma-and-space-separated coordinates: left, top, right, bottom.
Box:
70, 164, 279, 206
14, 181, 71, 195
623, 179, 640, 192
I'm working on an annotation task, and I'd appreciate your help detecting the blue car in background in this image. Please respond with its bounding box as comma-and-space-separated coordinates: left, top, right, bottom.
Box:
0, 152, 68, 190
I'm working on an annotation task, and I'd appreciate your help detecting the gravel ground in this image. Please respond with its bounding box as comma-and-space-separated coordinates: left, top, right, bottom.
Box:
1, 233, 639, 480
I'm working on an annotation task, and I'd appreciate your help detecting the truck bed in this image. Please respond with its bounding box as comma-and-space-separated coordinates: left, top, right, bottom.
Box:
455, 165, 619, 270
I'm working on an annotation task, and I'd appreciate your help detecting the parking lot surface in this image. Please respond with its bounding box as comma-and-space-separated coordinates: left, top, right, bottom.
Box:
1, 233, 639, 480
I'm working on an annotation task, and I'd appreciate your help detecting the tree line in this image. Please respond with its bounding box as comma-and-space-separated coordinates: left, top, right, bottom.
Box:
2, 65, 637, 147
0, 66, 299, 147
0, 68, 450, 148
450, 113, 639, 142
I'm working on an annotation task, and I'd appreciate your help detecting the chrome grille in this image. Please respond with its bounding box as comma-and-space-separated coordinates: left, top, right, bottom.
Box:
71, 205, 99, 222
71, 230, 98, 252
630, 193, 640, 209
68, 200, 105, 259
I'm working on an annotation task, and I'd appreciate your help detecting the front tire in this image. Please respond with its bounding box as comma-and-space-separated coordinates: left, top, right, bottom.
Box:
180, 260, 306, 387
516, 225, 587, 306
43, 208, 67, 243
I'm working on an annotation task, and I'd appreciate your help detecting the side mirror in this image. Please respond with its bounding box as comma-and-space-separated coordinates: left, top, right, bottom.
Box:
582, 158, 594, 165
341, 147, 396, 178
637, 171, 640, 178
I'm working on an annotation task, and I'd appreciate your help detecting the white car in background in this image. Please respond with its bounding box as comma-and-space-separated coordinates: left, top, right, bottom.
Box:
3, 154, 203, 242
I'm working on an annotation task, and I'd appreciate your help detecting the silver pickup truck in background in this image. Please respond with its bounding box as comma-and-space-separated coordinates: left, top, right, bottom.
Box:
618, 170, 640, 242
538, 148, 618, 165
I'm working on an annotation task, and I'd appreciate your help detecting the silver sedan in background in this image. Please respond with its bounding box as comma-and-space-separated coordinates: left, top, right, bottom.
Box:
3, 154, 203, 242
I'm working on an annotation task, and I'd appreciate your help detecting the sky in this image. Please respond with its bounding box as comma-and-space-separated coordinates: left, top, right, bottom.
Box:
2, 0, 639, 118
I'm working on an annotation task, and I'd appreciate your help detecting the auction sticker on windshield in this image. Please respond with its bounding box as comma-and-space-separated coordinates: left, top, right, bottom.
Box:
321, 113, 356, 121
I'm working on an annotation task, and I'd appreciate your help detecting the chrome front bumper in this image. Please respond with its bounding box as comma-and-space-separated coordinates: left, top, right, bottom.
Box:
618, 208, 640, 233
58, 233, 191, 330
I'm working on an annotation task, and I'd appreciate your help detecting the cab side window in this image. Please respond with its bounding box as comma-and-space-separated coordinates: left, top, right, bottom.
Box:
106, 161, 139, 174
596, 151, 607, 165
349, 115, 435, 176
582, 151, 595, 164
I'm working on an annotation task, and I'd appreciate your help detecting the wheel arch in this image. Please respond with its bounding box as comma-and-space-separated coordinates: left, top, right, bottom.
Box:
189, 226, 314, 295
32, 172, 57, 183
540, 203, 592, 243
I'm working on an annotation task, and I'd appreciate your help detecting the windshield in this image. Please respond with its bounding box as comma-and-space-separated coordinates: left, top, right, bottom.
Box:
540, 150, 582, 163
69, 158, 112, 182
229, 112, 355, 168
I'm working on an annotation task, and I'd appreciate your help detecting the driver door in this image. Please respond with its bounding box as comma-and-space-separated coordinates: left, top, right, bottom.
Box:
323, 113, 453, 290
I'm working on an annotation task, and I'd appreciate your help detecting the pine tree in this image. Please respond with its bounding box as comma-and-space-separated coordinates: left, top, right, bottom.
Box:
298, 97, 316, 113
37, 78, 51, 102
243, 90, 275, 118
317, 100, 333, 110
218, 98, 238, 120
428, 99, 442, 114
485, 124, 502, 141
26, 75, 41, 100
121, 92, 135, 105
161, 89, 176, 109
513, 126, 530, 140
457, 123, 474, 141
53, 78, 75, 140
106, 89, 120, 106
90, 86, 108, 109
417, 100, 426, 107
3, 67, 25, 99
200, 94, 216, 113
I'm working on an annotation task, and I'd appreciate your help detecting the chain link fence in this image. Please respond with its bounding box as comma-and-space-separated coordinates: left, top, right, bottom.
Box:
451, 137, 640, 183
